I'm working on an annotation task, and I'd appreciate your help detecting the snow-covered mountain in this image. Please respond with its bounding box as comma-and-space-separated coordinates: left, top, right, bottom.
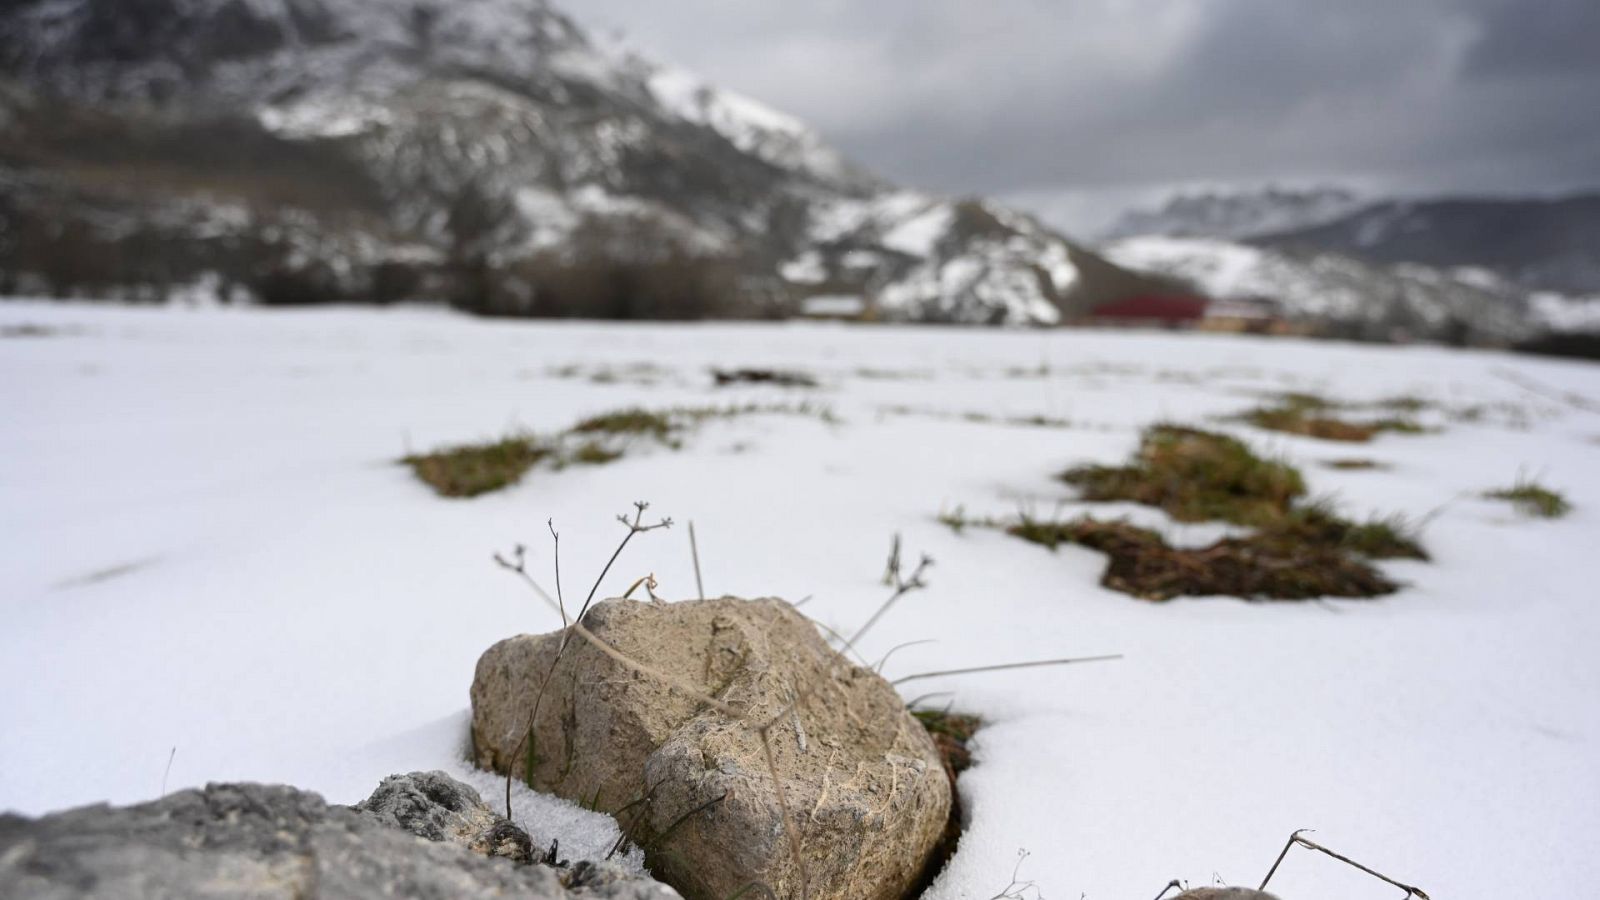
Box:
1100, 186, 1367, 242
0, 0, 1163, 324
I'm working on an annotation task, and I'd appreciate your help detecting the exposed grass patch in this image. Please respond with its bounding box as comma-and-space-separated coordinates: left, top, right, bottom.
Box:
884, 406, 1075, 430
978, 423, 1431, 600
564, 441, 624, 467
406, 403, 838, 496
1060, 425, 1304, 525
711, 368, 818, 388
1, 323, 67, 338
1237, 393, 1430, 443
569, 408, 679, 441
1323, 458, 1387, 471
1485, 479, 1572, 519
909, 709, 981, 898
1006, 514, 1401, 601
1267, 503, 1428, 560
404, 435, 549, 498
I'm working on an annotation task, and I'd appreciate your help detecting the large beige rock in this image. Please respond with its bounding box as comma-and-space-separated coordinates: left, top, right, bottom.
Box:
471, 596, 951, 900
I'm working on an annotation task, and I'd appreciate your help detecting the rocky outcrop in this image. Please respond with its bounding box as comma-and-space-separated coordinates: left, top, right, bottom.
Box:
472, 596, 950, 900
0, 771, 679, 900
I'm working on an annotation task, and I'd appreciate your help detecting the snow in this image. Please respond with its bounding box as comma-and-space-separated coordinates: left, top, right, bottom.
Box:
3, 302, 1599, 899
881, 204, 955, 257
1530, 292, 1600, 333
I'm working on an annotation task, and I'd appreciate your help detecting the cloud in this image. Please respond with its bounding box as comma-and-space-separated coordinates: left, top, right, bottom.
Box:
574, 0, 1600, 206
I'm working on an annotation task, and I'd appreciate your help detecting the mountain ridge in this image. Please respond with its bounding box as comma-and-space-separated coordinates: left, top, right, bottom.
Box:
0, 0, 1175, 324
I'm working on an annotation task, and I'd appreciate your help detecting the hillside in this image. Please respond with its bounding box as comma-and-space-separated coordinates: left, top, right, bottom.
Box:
0, 0, 1170, 324
1255, 193, 1600, 295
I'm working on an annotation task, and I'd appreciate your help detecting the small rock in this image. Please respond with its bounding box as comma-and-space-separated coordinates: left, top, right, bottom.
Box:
355, 769, 533, 862
471, 596, 951, 900
0, 773, 680, 900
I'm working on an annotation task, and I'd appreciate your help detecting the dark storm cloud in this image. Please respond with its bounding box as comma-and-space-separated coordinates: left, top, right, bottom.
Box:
574, 0, 1600, 210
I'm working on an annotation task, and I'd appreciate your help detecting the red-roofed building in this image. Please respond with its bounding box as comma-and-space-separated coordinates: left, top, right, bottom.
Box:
1089, 294, 1210, 328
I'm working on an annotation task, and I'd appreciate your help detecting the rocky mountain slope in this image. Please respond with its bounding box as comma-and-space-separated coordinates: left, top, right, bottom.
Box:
0, 0, 1172, 324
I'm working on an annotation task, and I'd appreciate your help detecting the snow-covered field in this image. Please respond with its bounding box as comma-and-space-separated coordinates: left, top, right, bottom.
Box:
3, 301, 1598, 898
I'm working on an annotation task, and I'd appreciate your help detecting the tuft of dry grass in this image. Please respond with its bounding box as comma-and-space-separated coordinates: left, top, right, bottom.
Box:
1007, 514, 1401, 601
1061, 425, 1305, 525
1485, 478, 1571, 518
404, 435, 549, 498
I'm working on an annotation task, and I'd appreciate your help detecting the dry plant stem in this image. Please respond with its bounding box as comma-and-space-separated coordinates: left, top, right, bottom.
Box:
160, 747, 176, 798
844, 552, 933, 654
1259, 829, 1430, 899
874, 639, 938, 673
881, 533, 902, 586
690, 521, 706, 600
892, 654, 1124, 686
758, 708, 810, 900
549, 520, 567, 627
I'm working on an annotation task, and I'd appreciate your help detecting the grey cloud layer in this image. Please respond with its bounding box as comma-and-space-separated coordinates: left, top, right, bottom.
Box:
576, 0, 1600, 197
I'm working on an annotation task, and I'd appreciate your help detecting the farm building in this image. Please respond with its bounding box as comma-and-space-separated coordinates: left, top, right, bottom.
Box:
1087, 294, 1210, 328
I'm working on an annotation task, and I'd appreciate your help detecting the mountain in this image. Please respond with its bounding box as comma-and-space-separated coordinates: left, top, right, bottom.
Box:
1099, 186, 1367, 242
1254, 194, 1600, 296
0, 0, 1169, 324
1102, 235, 1548, 343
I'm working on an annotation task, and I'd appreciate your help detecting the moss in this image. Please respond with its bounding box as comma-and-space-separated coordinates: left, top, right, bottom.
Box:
1061, 425, 1305, 525
1485, 480, 1571, 519
404, 435, 548, 498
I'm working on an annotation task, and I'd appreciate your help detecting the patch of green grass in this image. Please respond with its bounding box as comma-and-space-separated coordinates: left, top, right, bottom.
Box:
1485, 479, 1571, 519
403, 435, 549, 498
1265, 502, 1428, 560
1061, 425, 1305, 525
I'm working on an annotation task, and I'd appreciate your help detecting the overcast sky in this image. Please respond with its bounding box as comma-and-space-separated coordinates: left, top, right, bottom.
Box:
572, 0, 1600, 235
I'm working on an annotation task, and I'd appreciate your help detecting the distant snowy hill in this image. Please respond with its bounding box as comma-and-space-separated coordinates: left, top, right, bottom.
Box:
0, 0, 1167, 325
1100, 186, 1600, 338
1254, 194, 1600, 296
1102, 235, 1563, 342
1100, 187, 1367, 242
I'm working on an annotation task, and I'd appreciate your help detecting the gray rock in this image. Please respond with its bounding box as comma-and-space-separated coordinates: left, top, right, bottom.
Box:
0, 773, 681, 900
1174, 890, 1282, 900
